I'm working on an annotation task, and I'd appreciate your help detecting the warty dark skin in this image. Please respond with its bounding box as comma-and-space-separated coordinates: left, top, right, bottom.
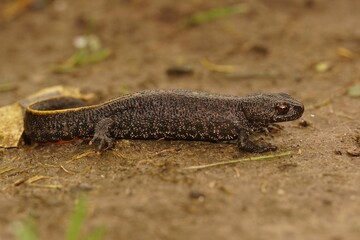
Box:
24, 90, 304, 152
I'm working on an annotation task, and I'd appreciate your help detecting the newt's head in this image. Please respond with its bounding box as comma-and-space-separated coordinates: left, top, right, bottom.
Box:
241, 93, 304, 126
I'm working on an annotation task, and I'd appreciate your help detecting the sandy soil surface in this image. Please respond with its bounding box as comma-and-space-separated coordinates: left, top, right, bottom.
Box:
1, 0, 360, 239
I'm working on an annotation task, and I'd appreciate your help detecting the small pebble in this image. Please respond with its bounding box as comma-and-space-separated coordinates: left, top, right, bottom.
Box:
189, 190, 205, 202
347, 147, 360, 157
334, 150, 342, 155
166, 66, 194, 77
298, 119, 310, 128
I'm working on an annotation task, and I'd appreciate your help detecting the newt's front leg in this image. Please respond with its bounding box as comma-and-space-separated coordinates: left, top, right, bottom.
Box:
90, 118, 116, 152
237, 130, 277, 153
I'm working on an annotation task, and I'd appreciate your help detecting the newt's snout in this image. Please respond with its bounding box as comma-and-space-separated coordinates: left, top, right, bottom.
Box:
295, 104, 305, 116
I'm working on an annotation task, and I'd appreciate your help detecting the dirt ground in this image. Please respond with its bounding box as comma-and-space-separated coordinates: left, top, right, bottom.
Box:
1, 0, 360, 239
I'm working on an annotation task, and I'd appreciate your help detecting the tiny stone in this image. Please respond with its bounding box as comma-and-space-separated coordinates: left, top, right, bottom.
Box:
334, 150, 342, 155
298, 119, 310, 127
347, 147, 360, 157
189, 190, 205, 202
277, 189, 285, 195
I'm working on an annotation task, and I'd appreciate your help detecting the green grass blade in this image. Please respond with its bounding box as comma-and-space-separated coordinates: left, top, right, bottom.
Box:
348, 83, 360, 97
84, 227, 106, 240
12, 219, 38, 240
65, 195, 88, 240
183, 3, 249, 27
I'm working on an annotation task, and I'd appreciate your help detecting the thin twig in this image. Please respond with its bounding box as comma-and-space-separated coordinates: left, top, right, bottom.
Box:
27, 176, 51, 184
26, 175, 62, 188
67, 150, 95, 163
183, 151, 292, 170
29, 184, 62, 189
60, 165, 76, 175
0, 166, 15, 175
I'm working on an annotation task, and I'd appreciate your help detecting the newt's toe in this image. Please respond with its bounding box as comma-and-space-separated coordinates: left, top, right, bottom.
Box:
90, 134, 115, 152
252, 144, 277, 153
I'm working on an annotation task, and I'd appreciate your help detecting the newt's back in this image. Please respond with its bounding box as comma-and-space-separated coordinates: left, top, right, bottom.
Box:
104, 90, 244, 141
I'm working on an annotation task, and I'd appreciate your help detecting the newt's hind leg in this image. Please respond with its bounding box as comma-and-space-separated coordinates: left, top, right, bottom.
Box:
237, 130, 277, 153
90, 118, 116, 152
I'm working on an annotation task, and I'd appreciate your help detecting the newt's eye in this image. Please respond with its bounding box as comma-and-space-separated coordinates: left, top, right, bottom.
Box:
275, 103, 290, 115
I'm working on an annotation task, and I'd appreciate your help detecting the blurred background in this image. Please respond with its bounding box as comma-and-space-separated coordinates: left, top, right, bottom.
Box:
1, 0, 359, 104
1, 1, 360, 240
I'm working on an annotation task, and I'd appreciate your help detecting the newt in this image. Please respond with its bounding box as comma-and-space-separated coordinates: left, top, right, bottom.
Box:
24, 89, 304, 152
